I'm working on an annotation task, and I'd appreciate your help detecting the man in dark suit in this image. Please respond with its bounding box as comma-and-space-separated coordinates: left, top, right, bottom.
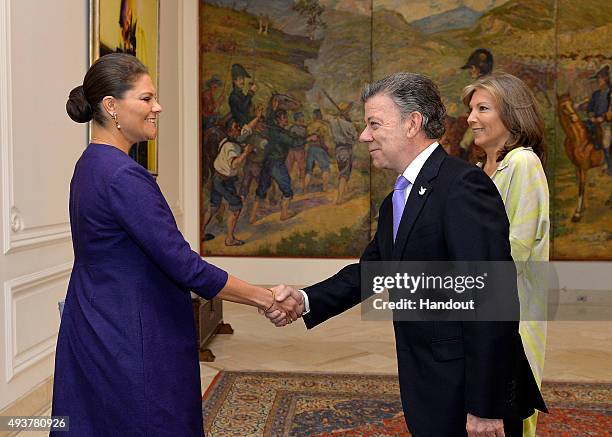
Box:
266, 73, 546, 437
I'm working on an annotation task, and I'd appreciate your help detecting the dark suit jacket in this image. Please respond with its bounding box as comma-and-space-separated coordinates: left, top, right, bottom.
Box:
303, 146, 546, 436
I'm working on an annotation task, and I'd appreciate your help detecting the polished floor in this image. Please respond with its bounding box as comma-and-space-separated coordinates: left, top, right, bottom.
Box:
15, 303, 611, 437
199, 302, 612, 391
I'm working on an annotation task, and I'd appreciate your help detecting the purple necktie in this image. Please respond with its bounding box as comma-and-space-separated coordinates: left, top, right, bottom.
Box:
392, 175, 410, 242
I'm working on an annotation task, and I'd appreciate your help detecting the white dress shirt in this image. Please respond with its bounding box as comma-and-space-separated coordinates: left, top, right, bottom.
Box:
400, 141, 440, 204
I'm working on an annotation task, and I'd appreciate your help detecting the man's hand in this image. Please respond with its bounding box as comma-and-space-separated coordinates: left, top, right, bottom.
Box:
259, 284, 304, 326
466, 413, 505, 437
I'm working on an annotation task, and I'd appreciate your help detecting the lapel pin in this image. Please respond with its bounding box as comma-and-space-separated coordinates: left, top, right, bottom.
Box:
418, 186, 427, 196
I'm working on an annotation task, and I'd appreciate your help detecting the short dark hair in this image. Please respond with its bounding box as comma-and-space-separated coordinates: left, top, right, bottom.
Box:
312, 109, 322, 119
361, 72, 446, 139
66, 53, 148, 125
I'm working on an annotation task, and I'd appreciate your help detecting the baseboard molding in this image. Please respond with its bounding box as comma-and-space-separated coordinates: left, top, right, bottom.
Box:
0, 376, 52, 437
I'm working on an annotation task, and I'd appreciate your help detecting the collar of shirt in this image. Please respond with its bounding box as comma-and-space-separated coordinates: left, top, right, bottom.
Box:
399, 141, 439, 203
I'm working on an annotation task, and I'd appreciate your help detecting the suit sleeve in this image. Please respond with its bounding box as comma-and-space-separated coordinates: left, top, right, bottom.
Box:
108, 164, 228, 299
302, 197, 388, 328
444, 166, 521, 418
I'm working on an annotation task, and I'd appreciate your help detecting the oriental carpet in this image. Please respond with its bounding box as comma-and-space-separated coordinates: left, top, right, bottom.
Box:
202, 371, 611, 436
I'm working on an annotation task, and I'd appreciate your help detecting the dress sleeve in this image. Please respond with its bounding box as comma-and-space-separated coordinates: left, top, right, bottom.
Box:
502, 151, 549, 262
108, 163, 228, 298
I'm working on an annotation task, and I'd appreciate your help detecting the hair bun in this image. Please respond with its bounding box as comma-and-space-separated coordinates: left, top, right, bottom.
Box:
66, 85, 93, 123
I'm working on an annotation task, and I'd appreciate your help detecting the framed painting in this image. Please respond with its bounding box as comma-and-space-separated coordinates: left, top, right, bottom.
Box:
198, 0, 612, 260
90, 0, 160, 175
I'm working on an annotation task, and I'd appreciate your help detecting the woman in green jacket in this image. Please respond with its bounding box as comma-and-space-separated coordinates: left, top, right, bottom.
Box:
462, 72, 549, 437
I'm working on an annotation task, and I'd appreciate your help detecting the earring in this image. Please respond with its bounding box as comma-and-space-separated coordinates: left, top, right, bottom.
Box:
111, 113, 121, 130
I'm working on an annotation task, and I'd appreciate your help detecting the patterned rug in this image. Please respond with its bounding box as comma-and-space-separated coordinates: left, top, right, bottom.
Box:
202, 371, 611, 436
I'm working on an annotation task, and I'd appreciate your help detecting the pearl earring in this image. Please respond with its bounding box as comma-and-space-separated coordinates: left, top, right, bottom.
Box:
111, 113, 121, 130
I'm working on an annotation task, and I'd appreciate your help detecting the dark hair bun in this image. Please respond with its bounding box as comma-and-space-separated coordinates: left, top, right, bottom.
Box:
66, 85, 93, 123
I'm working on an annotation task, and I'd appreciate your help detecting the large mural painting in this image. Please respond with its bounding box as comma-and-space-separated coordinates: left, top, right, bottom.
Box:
200, 0, 612, 260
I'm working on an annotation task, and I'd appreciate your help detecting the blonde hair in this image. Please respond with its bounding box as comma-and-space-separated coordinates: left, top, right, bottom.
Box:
461, 72, 546, 164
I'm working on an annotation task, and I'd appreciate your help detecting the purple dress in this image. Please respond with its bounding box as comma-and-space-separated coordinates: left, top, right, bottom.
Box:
51, 143, 228, 436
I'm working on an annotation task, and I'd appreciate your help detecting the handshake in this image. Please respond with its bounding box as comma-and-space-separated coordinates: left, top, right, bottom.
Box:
259, 284, 305, 327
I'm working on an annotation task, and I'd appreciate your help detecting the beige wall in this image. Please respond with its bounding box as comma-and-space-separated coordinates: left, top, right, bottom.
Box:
0, 0, 87, 412
157, 0, 182, 224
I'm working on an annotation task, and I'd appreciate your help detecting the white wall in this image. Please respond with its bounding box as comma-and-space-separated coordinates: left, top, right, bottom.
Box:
0, 0, 87, 410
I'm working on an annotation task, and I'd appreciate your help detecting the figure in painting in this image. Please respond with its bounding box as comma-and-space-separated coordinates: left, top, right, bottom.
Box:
229, 63, 257, 128
201, 75, 224, 131
326, 102, 358, 204
304, 108, 332, 193
461, 48, 494, 79
202, 117, 259, 247
238, 129, 268, 202
287, 112, 308, 193
575, 65, 612, 175
251, 109, 315, 223
557, 93, 605, 221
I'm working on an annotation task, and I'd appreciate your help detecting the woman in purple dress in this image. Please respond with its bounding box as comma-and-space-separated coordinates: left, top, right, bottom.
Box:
52, 53, 299, 436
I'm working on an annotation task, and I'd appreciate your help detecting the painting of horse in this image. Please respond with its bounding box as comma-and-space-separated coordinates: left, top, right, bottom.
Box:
556, 94, 605, 222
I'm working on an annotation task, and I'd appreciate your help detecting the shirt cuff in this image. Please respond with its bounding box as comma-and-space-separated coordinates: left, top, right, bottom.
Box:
299, 289, 310, 315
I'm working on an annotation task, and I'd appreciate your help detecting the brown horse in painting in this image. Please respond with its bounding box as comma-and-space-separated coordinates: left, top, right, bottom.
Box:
557, 93, 605, 222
